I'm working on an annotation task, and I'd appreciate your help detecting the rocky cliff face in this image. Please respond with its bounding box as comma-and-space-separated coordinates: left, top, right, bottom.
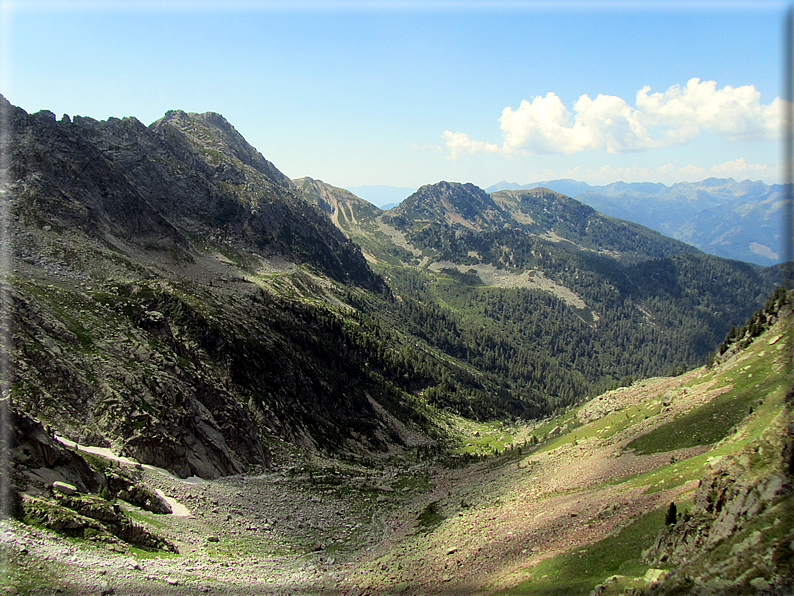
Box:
7, 99, 382, 291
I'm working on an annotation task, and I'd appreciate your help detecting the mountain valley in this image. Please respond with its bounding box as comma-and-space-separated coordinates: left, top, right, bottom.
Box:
5, 285, 793, 595
1, 98, 792, 594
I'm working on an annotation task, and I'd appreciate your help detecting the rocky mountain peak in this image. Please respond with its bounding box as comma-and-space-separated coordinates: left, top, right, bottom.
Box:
390, 181, 504, 231
152, 109, 294, 191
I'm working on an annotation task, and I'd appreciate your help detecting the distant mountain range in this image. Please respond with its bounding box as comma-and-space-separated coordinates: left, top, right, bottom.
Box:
486, 178, 787, 266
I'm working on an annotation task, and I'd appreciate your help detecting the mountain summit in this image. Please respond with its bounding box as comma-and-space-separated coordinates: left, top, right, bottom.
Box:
387, 181, 505, 231
153, 109, 294, 191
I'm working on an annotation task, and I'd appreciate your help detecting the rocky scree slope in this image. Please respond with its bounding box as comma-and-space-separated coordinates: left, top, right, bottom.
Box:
292, 177, 383, 235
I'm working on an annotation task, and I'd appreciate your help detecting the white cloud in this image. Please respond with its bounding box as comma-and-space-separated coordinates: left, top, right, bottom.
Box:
497, 92, 594, 155
635, 78, 781, 143
708, 157, 775, 180
441, 130, 499, 160
444, 79, 783, 158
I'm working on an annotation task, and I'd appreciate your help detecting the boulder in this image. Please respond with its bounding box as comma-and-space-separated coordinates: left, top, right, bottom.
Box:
51, 481, 77, 496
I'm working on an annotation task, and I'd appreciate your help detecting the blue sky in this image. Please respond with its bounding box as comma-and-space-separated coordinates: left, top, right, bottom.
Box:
2, 1, 787, 191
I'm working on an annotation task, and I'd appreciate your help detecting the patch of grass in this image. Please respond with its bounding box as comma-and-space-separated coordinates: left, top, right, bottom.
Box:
624, 451, 710, 494
539, 401, 661, 455
80, 450, 118, 473
456, 420, 517, 456
622, 379, 789, 494
126, 544, 179, 560
627, 353, 787, 455
499, 506, 669, 595
394, 473, 430, 493
123, 507, 169, 531
61, 313, 95, 353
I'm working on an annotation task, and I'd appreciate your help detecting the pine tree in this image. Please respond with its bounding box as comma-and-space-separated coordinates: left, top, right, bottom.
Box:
665, 501, 677, 525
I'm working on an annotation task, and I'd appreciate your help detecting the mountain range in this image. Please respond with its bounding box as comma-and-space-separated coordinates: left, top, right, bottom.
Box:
5, 95, 784, 479
337, 176, 786, 266
485, 177, 787, 266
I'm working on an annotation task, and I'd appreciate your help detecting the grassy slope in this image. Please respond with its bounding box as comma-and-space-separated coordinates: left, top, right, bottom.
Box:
337, 306, 791, 595
495, 314, 792, 595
